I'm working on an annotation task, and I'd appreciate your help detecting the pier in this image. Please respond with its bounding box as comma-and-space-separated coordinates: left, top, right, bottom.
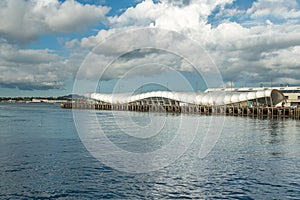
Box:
61, 100, 300, 119
61, 89, 300, 119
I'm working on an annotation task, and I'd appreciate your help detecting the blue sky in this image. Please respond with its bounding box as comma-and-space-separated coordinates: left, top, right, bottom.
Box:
0, 0, 300, 97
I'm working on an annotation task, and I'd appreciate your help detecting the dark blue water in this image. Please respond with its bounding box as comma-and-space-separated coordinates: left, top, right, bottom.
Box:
0, 103, 299, 199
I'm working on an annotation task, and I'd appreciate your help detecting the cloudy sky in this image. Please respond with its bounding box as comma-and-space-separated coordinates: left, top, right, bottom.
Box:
0, 0, 300, 97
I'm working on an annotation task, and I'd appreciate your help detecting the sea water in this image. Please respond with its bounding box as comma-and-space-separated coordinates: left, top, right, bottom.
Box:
0, 103, 299, 199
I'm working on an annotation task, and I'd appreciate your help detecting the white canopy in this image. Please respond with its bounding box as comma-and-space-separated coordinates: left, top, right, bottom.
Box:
88, 89, 285, 106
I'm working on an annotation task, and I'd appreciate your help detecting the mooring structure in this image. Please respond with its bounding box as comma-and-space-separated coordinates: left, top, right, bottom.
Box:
61, 89, 300, 119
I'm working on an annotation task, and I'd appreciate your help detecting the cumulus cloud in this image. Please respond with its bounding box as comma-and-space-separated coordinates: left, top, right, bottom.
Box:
77, 0, 234, 50
0, 0, 110, 43
248, 0, 300, 22
76, 0, 300, 87
78, 48, 194, 81
75, 27, 225, 91
209, 21, 300, 85
108, 0, 233, 30
0, 0, 110, 90
0, 40, 79, 90
1, 0, 300, 92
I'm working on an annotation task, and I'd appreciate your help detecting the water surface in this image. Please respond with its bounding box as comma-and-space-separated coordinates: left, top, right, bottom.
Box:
0, 103, 299, 199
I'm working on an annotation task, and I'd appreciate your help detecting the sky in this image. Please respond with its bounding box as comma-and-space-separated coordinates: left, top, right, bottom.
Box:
0, 0, 300, 97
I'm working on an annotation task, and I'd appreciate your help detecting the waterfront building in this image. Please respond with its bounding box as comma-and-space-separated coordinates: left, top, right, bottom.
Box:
88, 89, 285, 108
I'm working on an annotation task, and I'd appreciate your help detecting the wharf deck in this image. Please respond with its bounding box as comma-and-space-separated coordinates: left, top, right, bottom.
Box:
61, 101, 300, 119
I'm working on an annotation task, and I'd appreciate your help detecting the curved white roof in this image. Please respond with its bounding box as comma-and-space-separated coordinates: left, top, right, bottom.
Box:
224, 94, 232, 105
89, 89, 285, 106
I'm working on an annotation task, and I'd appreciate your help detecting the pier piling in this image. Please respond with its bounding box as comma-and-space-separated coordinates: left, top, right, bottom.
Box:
61, 101, 300, 119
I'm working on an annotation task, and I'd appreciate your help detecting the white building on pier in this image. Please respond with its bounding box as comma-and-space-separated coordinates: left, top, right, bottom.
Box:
88, 88, 286, 108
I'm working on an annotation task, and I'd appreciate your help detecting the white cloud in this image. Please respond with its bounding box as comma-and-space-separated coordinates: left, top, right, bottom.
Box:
80, 0, 233, 48
109, 0, 165, 28
43, 0, 109, 32
0, 0, 110, 90
0, 43, 58, 64
0, 0, 110, 43
72, 0, 300, 87
1, 0, 300, 91
261, 46, 300, 76
80, 49, 194, 81
247, 0, 300, 21
80, 28, 119, 49
109, 0, 233, 31
0, 40, 79, 90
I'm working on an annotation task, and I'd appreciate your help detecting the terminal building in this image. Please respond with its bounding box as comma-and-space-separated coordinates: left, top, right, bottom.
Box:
88, 88, 286, 108
61, 87, 300, 118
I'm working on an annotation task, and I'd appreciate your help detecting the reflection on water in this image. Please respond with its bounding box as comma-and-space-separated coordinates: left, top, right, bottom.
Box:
0, 103, 299, 199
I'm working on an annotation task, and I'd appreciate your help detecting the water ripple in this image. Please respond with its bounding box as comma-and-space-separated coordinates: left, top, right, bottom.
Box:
0, 104, 300, 199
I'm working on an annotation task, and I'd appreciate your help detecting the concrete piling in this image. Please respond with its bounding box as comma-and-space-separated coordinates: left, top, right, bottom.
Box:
61, 100, 300, 119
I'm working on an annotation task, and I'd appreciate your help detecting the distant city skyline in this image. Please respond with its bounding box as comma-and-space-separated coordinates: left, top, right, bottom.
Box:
1, 0, 300, 97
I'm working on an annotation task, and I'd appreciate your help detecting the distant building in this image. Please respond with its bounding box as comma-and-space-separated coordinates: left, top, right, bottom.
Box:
32, 98, 42, 103
31, 98, 68, 104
